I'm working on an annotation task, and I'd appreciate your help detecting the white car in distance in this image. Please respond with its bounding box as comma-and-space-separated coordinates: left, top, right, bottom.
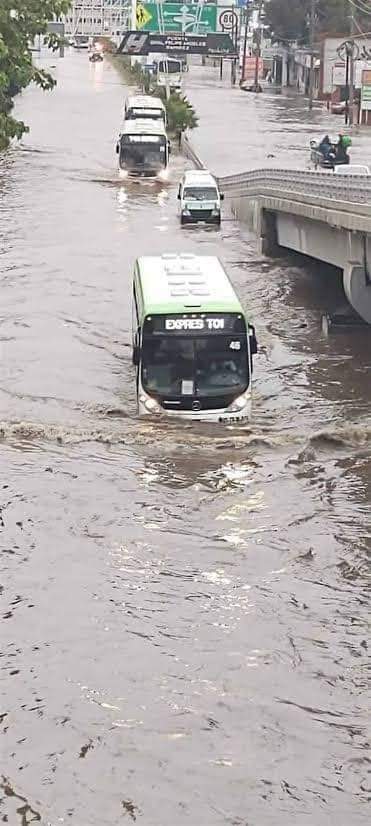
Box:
334, 164, 370, 175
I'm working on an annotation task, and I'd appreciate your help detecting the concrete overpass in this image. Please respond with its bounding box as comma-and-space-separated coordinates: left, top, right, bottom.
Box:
182, 136, 371, 323
218, 168, 371, 324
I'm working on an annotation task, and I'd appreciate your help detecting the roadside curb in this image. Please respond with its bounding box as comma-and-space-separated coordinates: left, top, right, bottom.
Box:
181, 133, 205, 170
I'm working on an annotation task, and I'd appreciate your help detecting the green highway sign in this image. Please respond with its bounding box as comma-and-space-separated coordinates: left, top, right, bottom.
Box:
136, 3, 217, 34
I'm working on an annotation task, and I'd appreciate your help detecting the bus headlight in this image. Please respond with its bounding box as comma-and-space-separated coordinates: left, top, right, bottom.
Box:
228, 393, 248, 413
140, 395, 162, 414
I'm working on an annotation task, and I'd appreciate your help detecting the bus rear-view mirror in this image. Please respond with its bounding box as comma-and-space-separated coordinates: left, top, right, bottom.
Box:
249, 324, 258, 355
220, 193, 225, 201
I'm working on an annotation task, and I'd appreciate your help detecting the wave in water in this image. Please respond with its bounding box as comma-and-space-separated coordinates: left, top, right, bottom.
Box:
0, 419, 370, 452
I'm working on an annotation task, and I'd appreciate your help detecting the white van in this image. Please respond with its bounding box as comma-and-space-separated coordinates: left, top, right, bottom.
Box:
178, 170, 224, 225
155, 58, 182, 92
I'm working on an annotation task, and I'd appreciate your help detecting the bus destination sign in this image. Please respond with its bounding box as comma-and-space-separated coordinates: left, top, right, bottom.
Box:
165, 317, 225, 331
145, 314, 245, 335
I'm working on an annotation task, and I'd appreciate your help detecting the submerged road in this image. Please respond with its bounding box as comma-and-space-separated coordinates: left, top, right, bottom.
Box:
0, 52, 370, 825
186, 63, 371, 174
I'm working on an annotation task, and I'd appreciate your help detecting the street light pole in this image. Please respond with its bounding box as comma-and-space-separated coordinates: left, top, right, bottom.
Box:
253, 0, 263, 92
308, 0, 315, 110
348, 3, 355, 126
241, 7, 249, 83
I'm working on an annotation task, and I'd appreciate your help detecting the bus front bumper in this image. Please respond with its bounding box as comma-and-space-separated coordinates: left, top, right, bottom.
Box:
138, 395, 252, 423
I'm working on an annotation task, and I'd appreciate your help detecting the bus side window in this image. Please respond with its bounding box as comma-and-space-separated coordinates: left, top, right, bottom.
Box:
133, 283, 142, 365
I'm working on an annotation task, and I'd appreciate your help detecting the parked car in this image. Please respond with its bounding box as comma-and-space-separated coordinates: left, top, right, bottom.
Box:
334, 164, 370, 175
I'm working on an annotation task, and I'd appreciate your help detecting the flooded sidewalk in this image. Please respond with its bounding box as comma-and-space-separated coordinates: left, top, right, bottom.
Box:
185, 64, 371, 174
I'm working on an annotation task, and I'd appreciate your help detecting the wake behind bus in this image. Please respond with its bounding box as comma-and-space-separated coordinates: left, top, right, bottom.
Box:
132, 255, 257, 422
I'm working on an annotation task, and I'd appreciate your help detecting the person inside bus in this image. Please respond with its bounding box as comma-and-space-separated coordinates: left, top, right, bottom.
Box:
172, 341, 194, 392
208, 358, 240, 387
143, 339, 172, 392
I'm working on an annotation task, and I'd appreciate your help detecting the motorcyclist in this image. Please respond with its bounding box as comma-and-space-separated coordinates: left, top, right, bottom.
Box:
318, 134, 332, 158
334, 133, 351, 164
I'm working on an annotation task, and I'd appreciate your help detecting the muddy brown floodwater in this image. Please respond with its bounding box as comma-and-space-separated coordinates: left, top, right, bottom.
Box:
0, 52, 370, 826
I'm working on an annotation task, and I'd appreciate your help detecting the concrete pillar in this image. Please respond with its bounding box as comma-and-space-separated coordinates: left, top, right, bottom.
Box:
257, 208, 279, 256
343, 264, 371, 323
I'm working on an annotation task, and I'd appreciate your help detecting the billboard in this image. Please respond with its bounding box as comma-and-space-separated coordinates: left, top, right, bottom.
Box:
332, 60, 371, 90
361, 68, 371, 111
136, 3, 217, 34
118, 30, 237, 56
243, 56, 263, 83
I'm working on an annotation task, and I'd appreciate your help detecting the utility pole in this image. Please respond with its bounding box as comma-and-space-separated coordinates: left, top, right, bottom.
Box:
231, 12, 238, 86
348, 2, 355, 126
241, 6, 249, 83
253, 0, 263, 92
308, 0, 315, 110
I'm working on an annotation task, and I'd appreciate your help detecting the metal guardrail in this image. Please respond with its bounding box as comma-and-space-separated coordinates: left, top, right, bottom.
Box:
217, 167, 371, 209
181, 134, 371, 216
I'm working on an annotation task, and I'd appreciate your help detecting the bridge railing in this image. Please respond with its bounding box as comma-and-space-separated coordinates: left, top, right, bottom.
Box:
217, 168, 371, 207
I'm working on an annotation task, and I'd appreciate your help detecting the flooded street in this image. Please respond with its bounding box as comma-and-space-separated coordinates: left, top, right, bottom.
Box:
187, 62, 371, 173
1, 53, 370, 825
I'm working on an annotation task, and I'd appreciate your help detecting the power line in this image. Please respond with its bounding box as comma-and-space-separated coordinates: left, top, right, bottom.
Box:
348, 0, 371, 17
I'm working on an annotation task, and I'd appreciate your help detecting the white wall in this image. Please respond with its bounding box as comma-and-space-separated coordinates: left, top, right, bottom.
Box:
323, 36, 371, 94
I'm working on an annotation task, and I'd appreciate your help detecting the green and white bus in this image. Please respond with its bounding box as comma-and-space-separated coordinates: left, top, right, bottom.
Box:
132, 254, 257, 422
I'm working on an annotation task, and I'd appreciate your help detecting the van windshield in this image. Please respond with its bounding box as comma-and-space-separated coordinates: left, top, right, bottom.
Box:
184, 186, 218, 201
158, 60, 181, 73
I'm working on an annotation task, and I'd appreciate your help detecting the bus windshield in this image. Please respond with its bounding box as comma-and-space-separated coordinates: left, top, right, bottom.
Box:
142, 335, 248, 397
184, 186, 218, 201
120, 134, 167, 170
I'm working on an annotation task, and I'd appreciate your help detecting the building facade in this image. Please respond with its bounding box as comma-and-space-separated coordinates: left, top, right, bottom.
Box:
63, 0, 131, 42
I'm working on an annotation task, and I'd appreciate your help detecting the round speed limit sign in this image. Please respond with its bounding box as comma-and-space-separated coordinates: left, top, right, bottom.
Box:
219, 9, 238, 31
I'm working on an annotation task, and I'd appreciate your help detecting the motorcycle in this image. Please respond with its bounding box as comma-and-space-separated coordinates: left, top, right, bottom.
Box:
310, 139, 350, 170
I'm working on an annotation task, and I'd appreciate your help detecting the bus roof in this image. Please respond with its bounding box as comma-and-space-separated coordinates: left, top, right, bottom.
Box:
135, 255, 245, 316
121, 119, 167, 136
126, 95, 165, 110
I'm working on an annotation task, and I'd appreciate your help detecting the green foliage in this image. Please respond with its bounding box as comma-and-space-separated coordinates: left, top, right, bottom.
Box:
0, 0, 70, 149
112, 56, 198, 138
264, 0, 309, 43
264, 0, 366, 44
165, 92, 198, 135
151, 87, 198, 135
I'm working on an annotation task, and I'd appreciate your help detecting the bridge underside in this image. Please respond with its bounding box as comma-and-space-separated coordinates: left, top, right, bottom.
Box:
230, 194, 371, 324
